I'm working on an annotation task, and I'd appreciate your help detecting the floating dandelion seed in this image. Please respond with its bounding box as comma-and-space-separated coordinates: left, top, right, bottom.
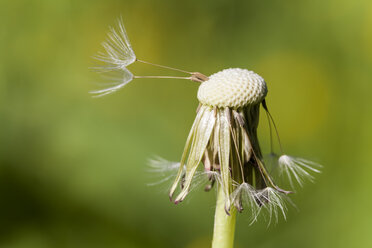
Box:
92, 18, 323, 248
91, 18, 207, 97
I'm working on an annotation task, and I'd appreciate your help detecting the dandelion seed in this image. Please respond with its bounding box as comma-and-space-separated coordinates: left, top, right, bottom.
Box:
90, 18, 136, 96
230, 183, 261, 223
278, 155, 322, 189
147, 157, 181, 187
147, 157, 221, 193
148, 157, 181, 173
94, 17, 136, 70
91, 18, 207, 96
255, 187, 288, 224
90, 68, 133, 97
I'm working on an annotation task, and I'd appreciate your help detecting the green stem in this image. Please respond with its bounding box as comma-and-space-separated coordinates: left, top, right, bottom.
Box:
212, 187, 237, 248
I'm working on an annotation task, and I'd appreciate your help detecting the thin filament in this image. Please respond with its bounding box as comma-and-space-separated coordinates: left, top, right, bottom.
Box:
136, 59, 192, 74
265, 110, 274, 154
134, 75, 192, 80
229, 126, 246, 183
262, 100, 284, 154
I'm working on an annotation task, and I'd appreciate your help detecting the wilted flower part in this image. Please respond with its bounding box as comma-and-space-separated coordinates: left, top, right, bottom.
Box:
278, 155, 322, 189
169, 105, 217, 203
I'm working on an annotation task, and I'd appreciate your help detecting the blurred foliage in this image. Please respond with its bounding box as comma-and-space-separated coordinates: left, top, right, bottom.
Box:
0, 0, 372, 247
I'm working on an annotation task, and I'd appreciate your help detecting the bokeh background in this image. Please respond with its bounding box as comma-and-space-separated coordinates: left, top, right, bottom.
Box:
1, 0, 372, 247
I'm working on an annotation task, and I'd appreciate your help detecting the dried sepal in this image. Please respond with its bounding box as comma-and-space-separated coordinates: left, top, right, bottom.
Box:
169, 106, 207, 200
170, 106, 216, 203
218, 108, 232, 210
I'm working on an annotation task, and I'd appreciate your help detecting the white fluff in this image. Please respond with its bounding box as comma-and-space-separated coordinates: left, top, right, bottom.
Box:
90, 68, 133, 97
278, 155, 322, 189
94, 18, 136, 70
231, 183, 261, 223
148, 156, 221, 193
91, 18, 136, 97
255, 187, 288, 224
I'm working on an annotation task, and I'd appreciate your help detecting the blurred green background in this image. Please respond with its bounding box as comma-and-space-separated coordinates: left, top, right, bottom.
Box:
1, 0, 372, 247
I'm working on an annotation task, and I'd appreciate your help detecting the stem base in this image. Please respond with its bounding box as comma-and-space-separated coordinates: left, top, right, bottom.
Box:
212, 187, 237, 248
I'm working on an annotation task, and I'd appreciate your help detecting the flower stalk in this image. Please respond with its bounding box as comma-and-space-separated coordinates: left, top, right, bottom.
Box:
212, 187, 237, 248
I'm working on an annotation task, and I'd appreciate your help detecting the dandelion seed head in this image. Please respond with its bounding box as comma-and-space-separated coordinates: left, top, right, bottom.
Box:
197, 68, 267, 108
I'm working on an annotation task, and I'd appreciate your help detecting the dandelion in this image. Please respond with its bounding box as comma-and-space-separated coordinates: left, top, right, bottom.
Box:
169, 69, 290, 206
93, 18, 322, 248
